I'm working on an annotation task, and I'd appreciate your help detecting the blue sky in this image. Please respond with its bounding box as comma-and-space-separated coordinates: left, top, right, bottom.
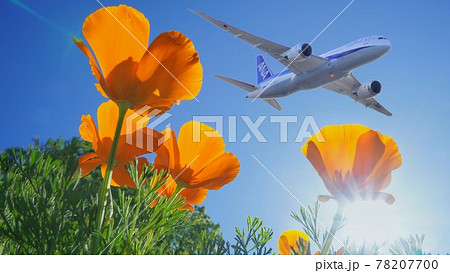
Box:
1, 0, 449, 253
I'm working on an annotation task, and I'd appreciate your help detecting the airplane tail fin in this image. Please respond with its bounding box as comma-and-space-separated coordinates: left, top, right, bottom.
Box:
257, 54, 274, 84
214, 74, 281, 111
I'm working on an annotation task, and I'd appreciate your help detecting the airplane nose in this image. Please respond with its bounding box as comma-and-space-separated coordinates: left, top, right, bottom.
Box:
380, 41, 391, 54
386, 39, 392, 49
383, 38, 391, 50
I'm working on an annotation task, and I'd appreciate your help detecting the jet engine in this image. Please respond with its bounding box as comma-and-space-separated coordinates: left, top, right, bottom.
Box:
356, 80, 382, 99
283, 43, 312, 61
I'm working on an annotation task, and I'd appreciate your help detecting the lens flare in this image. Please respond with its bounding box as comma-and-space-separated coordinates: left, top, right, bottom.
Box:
8, 0, 70, 36
341, 200, 402, 246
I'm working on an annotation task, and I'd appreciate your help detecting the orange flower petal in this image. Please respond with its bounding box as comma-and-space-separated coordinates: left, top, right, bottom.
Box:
105, 58, 139, 100
181, 204, 195, 211
161, 180, 177, 196
82, 5, 149, 82
96, 100, 153, 157
278, 230, 309, 255
186, 152, 240, 190
336, 247, 345, 255
117, 128, 163, 163
79, 114, 104, 157
371, 191, 395, 204
72, 37, 111, 98
78, 153, 102, 177
153, 173, 206, 209
74, 6, 203, 113
155, 121, 239, 191
101, 163, 135, 188
352, 130, 385, 184
302, 124, 401, 204
95, 83, 109, 98
135, 31, 202, 102
177, 121, 225, 171
96, 101, 119, 147
302, 124, 371, 180
303, 141, 347, 199
154, 128, 180, 172
364, 133, 402, 191
180, 188, 208, 205
317, 195, 333, 202
79, 114, 96, 143
303, 141, 336, 192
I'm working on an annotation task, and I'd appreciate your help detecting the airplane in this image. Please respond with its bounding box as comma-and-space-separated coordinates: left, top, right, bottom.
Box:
190, 9, 393, 116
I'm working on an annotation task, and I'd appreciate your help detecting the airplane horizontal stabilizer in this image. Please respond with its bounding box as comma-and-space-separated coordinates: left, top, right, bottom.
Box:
214, 75, 257, 92
263, 98, 282, 111
214, 75, 281, 110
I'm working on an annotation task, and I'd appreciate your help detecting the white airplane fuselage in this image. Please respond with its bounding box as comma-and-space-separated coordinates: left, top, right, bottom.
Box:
247, 35, 391, 99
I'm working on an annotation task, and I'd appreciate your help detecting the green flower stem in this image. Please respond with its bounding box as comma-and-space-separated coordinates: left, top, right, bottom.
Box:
95, 101, 129, 232
320, 203, 345, 255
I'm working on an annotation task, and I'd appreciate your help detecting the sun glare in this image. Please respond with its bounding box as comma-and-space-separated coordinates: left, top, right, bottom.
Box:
341, 201, 402, 246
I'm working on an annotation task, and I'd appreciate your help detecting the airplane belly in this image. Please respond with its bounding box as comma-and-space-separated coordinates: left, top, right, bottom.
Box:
258, 79, 299, 98
292, 62, 345, 89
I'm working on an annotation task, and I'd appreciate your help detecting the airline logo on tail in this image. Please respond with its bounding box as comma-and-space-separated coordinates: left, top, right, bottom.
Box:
257, 55, 273, 84
258, 62, 269, 79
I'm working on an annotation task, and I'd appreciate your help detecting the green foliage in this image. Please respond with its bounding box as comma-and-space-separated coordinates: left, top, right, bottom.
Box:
0, 139, 189, 254
389, 234, 426, 255
157, 213, 274, 255
343, 238, 385, 255
0, 148, 98, 254
291, 238, 311, 255
343, 235, 428, 255
195, 229, 227, 255
291, 202, 326, 249
32, 136, 95, 176
156, 206, 224, 254
95, 161, 189, 254
1, 137, 266, 255
226, 216, 273, 255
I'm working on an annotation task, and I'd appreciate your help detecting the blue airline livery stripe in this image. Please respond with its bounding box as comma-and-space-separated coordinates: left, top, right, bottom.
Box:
259, 45, 373, 84
324, 45, 374, 60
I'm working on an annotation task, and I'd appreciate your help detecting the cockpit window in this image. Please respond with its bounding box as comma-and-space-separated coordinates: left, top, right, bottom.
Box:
378, 37, 387, 40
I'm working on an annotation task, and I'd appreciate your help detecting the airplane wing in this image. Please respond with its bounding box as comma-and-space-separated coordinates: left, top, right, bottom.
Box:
358, 97, 392, 116
190, 9, 328, 74
322, 73, 393, 116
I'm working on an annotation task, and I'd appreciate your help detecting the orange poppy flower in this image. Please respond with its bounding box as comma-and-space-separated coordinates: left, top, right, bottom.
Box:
154, 121, 240, 190
302, 124, 402, 204
73, 5, 202, 112
78, 100, 162, 187
278, 230, 310, 255
152, 173, 208, 211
